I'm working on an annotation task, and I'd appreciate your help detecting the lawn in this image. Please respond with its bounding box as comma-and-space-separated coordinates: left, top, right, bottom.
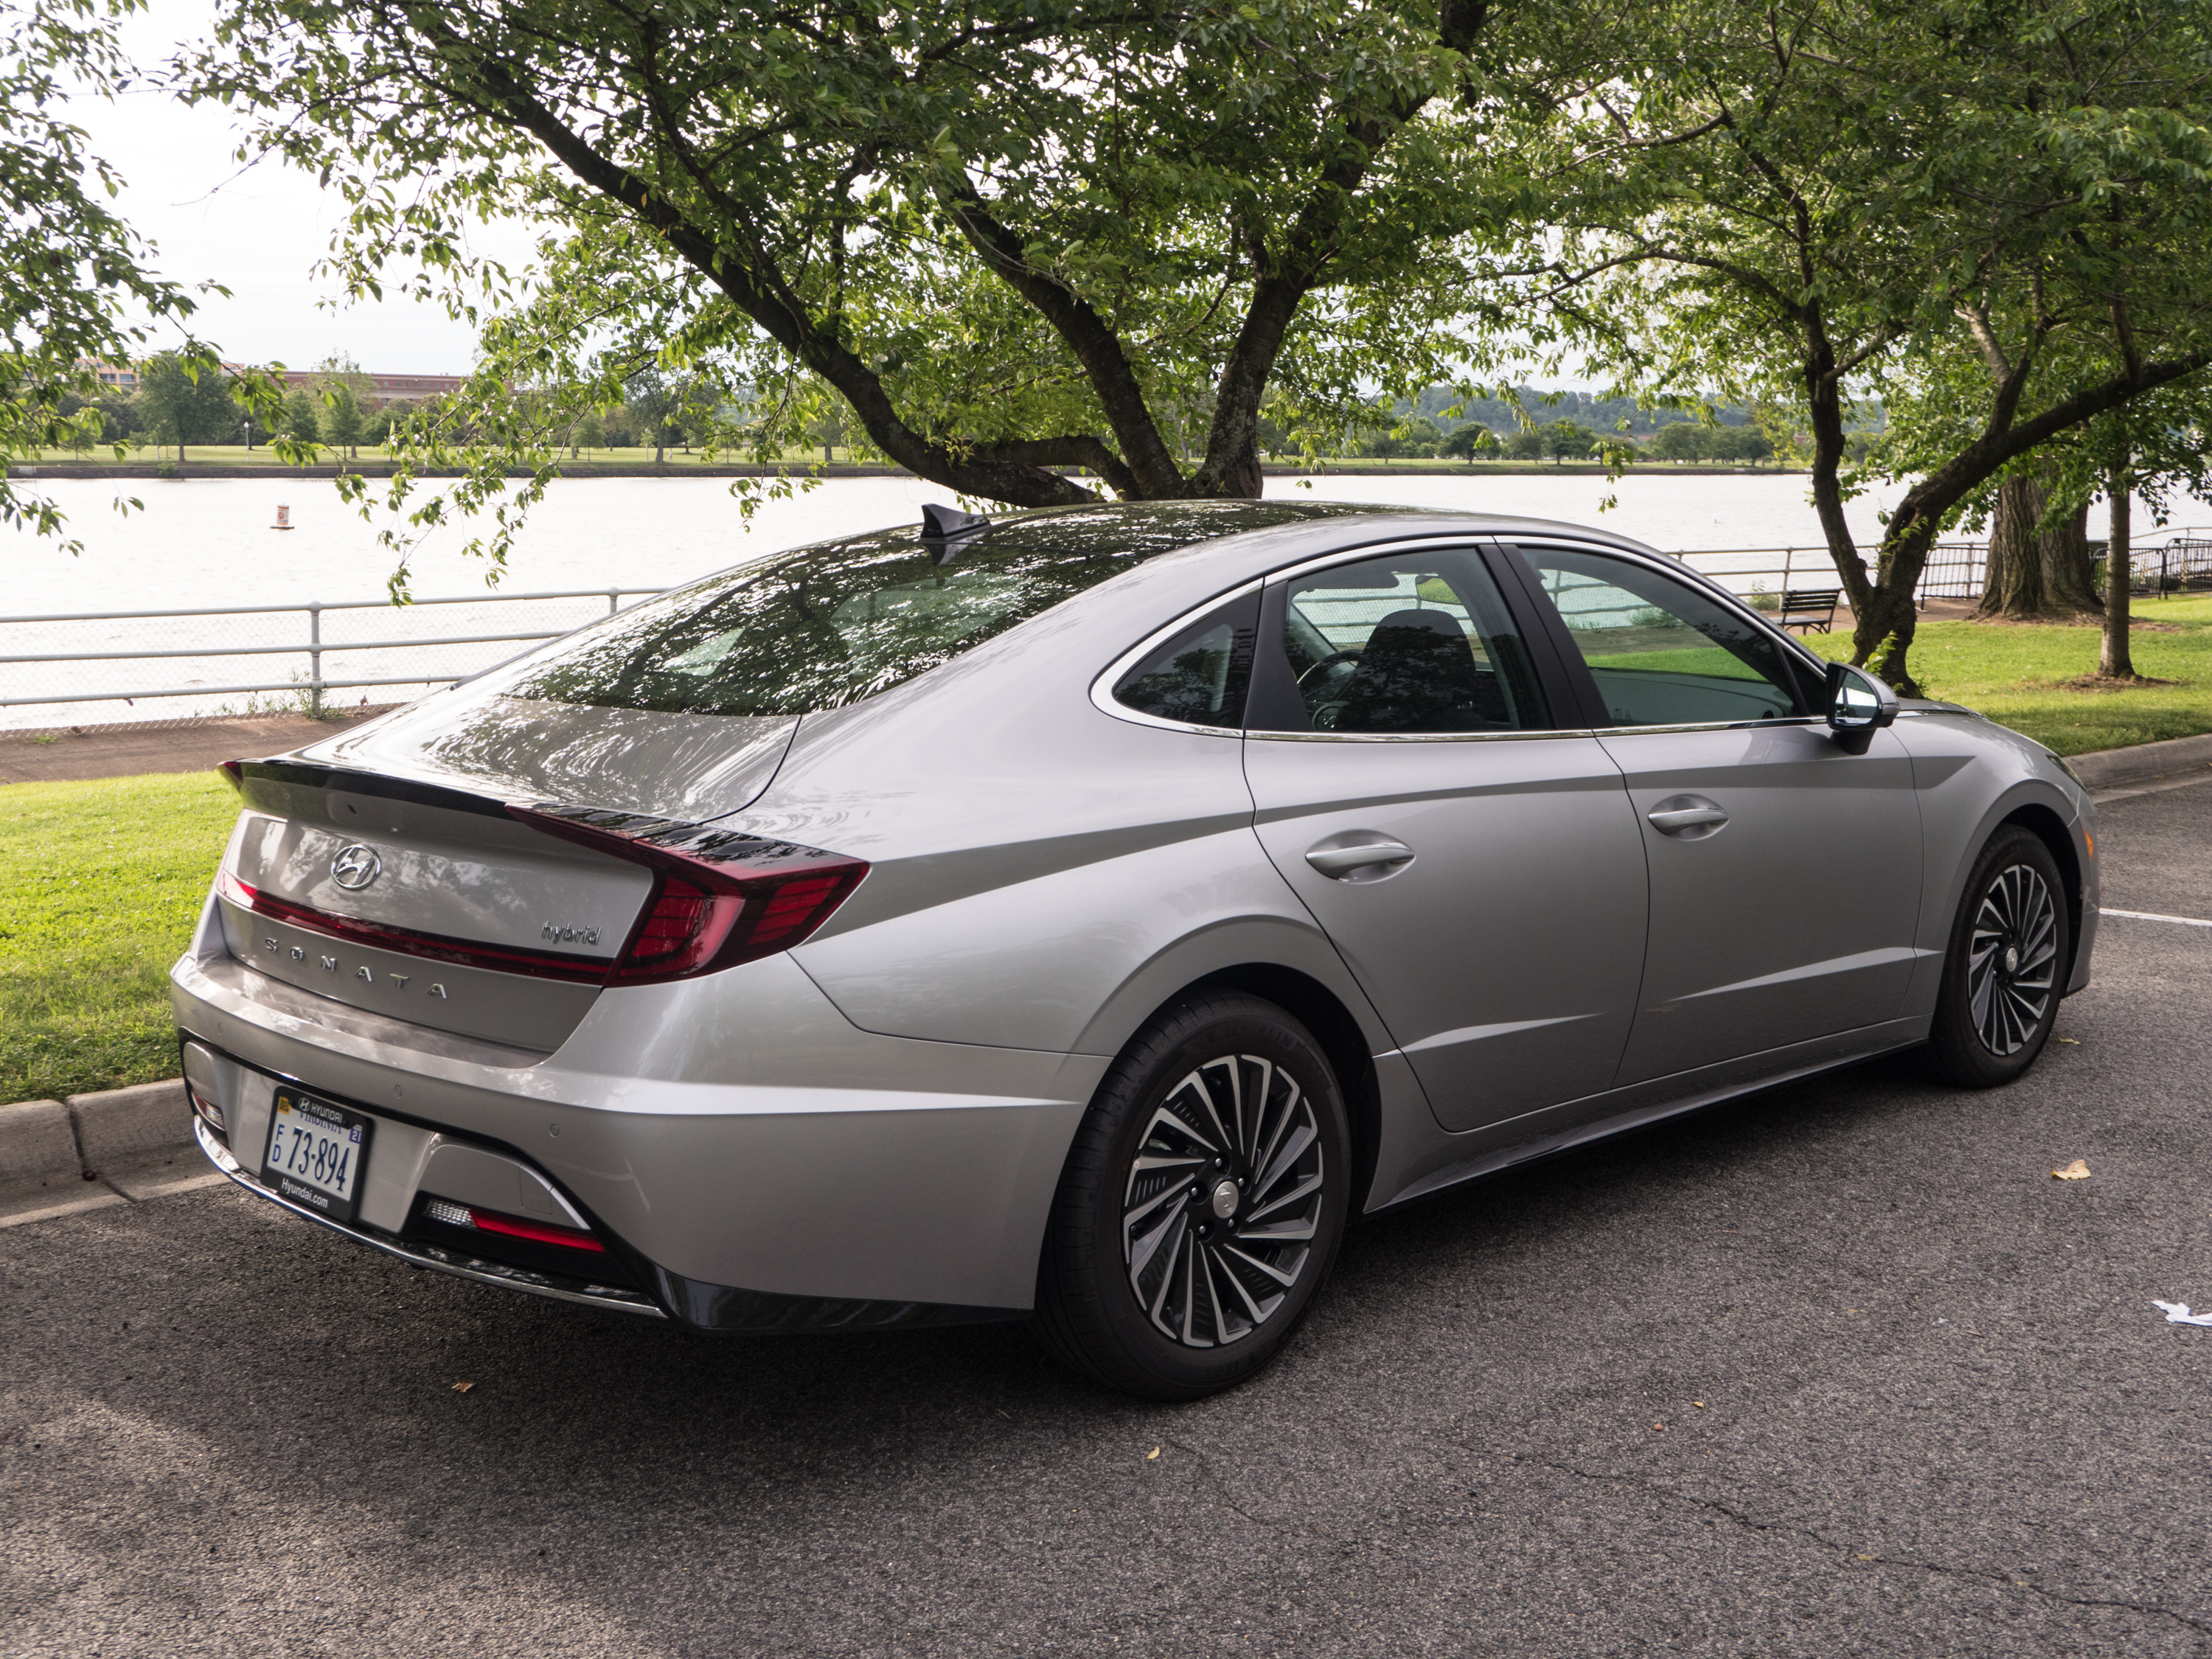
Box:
1798, 591, 2212, 755
0, 771, 238, 1105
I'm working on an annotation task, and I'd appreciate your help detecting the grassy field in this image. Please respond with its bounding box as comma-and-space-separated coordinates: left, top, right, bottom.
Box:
0, 772, 238, 1105
1799, 592, 2212, 754
1, 601, 2205, 1103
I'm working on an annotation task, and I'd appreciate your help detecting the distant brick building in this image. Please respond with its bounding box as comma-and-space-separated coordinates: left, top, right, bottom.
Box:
278, 369, 465, 402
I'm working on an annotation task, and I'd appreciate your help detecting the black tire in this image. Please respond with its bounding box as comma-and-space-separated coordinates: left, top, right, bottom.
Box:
1921, 826, 2070, 1088
1033, 992, 1351, 1399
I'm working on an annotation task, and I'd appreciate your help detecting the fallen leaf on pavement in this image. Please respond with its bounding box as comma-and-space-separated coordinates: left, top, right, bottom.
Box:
2056, 1037, 2081, 1045
451, 1382, 475, 1394
1692, 1401, 1706, 1408
1147, 1446, 1160, 1460
2052, 1159, 2092, 1180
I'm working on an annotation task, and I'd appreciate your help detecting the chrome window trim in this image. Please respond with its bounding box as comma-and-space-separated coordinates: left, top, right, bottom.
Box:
1590, 716, 1829, 737
1088, 578, 1265, 737
1245, 726, 1599, 745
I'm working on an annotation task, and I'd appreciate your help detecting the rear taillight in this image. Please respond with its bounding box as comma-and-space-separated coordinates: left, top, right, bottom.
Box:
187, 1083, 226, 1135
218, 759, 243, 793
509, 804, 867, 987
424, 1197, 605, 1253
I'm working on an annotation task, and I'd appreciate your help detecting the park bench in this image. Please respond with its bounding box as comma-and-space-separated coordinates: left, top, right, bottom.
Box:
1778, 588, 1840, 634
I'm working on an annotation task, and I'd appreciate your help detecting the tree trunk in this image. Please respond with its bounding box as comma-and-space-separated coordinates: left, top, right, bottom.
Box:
1980, 475, 2049, 616
1851, 578, 1921, 693
2101, 470, 2134, 678
2040, 498, 2098, 613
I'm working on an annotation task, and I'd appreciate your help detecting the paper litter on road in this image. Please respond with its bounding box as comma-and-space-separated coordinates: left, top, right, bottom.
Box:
2051, 1159, 2092, 1180
2152, 1301, 2212, 1327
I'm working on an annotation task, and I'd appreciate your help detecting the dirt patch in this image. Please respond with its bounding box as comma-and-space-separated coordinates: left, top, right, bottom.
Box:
1, 706, 396, 786
2046, 673, 2185, 692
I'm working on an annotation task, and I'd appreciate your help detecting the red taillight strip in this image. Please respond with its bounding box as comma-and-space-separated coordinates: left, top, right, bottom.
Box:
426, 1197, 606, 1252
509, 804, 868, 987
216, 870, 613, 984
471, 1208, 608, 1253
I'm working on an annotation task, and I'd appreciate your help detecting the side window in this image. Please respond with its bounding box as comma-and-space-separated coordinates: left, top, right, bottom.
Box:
1512, 545, 1803, 728
1259, 547, 1547, 734
1110, 592, 1258, 728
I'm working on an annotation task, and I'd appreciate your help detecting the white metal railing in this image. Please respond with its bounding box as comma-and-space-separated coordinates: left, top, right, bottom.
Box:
0, 588, 660, 723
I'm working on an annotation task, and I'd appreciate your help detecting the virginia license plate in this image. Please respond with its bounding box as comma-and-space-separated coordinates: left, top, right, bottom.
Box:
262, 1091, 372, 1224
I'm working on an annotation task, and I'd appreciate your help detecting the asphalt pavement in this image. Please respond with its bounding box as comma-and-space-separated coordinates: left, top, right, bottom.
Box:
5, 781, 2210, 1658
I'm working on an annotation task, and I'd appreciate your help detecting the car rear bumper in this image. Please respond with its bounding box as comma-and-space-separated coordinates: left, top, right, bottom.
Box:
172, 927, 1107, 1324
191, 1115, 667, 1318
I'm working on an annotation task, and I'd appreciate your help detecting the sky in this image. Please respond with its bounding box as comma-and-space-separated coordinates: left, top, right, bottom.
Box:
63, 4, 530, 375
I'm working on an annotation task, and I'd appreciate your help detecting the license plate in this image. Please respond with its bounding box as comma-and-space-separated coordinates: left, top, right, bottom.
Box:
262, 1091, 372, 1224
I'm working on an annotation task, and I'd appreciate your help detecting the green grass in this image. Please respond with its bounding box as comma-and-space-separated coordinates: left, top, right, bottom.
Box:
0, 772, 238, 1104
1801, 592, 2212, 755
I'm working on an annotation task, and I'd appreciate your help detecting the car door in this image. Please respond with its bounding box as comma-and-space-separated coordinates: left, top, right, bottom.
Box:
1242, 540, 1649, 1135
1500, 540, 1924, 1086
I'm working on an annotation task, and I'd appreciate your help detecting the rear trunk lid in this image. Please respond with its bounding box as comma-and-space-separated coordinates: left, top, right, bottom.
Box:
218, 762, 653, 1052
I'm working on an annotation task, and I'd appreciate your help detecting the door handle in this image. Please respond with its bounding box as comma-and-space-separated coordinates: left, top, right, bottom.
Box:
1304, 837, 1416, 880
1646, 804, 1728, 835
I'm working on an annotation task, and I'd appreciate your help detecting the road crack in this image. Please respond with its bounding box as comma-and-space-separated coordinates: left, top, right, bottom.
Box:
1534, 1455, 2212, 1636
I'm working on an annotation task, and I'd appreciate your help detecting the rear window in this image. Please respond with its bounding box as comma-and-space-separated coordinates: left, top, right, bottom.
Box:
493, 501, 1399, 718
501, 531, 1130, 717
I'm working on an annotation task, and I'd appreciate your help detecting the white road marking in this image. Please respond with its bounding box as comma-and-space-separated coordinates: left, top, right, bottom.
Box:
2102, 908, 2212, 928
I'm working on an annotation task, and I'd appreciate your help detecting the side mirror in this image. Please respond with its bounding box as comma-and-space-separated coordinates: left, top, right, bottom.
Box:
1825, 661, 1898, 754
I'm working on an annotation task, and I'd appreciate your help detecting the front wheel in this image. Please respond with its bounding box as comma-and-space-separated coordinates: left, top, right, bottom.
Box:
1921, 826, 2070, 1088
1033, 992, 1350, 1399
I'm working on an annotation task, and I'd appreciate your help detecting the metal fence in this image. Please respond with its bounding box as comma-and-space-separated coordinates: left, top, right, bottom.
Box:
6, 531, 2210, 731
0, 588, 661, 731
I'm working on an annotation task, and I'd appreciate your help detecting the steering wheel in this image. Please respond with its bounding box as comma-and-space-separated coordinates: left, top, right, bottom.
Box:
1297, 650, 1362, 689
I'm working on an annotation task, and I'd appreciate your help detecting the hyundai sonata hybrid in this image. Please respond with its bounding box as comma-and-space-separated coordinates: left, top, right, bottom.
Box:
174, 501, 2096, 1397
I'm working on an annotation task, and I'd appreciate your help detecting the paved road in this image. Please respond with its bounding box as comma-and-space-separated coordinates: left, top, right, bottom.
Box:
6, 783, 2210, 1658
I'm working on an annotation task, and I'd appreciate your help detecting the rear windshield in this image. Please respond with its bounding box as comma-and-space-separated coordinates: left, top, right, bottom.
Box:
495, 501, 1357, 718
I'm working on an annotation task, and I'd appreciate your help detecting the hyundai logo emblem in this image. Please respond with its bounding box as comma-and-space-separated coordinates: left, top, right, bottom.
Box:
330, 844, 383, 891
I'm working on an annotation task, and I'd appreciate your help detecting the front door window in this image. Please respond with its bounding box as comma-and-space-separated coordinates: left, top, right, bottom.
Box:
1521, 546, 1801, 728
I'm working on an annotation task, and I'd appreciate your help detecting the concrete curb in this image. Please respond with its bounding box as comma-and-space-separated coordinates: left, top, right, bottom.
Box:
2067, 731, 2212, 793
0, 1079, 210, 1228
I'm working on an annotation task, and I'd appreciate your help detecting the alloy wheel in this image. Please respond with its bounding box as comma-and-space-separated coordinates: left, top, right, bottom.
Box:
1121, 1054, 1325, 1349
1967, 863, 2059, 1056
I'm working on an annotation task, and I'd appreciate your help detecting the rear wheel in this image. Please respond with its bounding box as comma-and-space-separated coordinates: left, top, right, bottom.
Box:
1922, 826, 2070, 1088
1033, 992, 1350, 1399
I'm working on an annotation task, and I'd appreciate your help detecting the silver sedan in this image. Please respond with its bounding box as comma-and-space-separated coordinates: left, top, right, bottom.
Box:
173, 501, 2097, 1397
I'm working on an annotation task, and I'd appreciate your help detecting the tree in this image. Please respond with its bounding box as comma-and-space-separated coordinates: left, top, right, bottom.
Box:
1503, 428, 1547, 461
1648, 420, 1706, 462
309, 356, 375, 459
1440, 422, 1498, 462
280, 389, 321, 442
189, 0, 1517, 582
1542, 419, 1595, 465
1519, 0, 2212, 691
1, 0, 285, 539
137, 352, 241, 461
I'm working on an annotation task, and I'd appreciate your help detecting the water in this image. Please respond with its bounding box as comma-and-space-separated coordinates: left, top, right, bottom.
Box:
1, 471, 2191, 730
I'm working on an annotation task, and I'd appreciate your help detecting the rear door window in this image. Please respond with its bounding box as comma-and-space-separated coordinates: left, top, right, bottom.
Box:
1252, 548, 1548, 734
